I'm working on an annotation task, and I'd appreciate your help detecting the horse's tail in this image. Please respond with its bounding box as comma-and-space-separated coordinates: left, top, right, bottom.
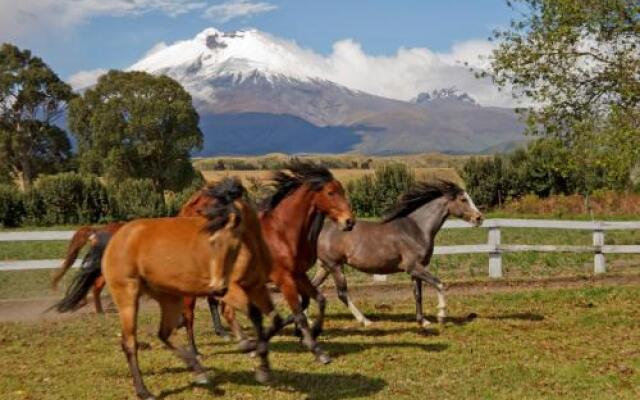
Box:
52, 231, 111, 313
51, 226, 96, 291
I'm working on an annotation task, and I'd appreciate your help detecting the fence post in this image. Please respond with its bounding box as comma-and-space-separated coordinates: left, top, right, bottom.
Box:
488, 226, 502, 278
593, 228, 606, 274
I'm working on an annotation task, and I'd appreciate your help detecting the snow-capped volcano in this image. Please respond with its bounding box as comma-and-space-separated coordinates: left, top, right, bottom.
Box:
131, 28, 322, 82
127, 28, 525, 155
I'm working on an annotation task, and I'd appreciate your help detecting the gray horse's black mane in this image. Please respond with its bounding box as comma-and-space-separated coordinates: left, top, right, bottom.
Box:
382, 180, 464, 223
261, 159, 334, 212
202, 177, 246, 234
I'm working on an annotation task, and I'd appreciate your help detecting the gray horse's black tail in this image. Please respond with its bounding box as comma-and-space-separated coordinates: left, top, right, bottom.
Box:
52, 231, 111, 313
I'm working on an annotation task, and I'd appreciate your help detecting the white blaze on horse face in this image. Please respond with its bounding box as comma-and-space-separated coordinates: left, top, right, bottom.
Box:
464, 192, 480, 214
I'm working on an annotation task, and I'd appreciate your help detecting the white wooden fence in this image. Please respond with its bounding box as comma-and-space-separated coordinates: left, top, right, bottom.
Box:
2, 219, 640, 278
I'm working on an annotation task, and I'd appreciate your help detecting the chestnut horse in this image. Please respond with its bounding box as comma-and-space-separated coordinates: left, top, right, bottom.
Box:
54, 178, 282, 400
184, 160, 355, 364
50, 222, 124, 313
50, 187, 216, 313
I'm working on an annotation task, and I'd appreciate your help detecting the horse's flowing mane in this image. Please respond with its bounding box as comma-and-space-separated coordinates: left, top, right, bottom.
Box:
382, 180, 463, 223
261, 159, 334, 212
201, 177, 246, 234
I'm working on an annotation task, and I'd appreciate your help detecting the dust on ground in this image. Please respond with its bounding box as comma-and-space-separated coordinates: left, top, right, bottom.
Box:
2, 273, 639, 324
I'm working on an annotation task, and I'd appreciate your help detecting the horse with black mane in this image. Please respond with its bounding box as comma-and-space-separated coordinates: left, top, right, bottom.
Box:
54, 178, 281, 400
185, 160, 355, 364
313, 180, 483, 327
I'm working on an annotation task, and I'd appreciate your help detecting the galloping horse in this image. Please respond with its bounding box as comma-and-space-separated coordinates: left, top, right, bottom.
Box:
185, 160, 355, 364
55, 178, 281, 400
51, 222, 124, 313
50, 186, 216, 313
314, 180, 483, 327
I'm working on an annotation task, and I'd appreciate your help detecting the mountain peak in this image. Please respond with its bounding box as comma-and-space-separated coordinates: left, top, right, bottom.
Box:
130, 27, 322, 86
413, 87, 478, 106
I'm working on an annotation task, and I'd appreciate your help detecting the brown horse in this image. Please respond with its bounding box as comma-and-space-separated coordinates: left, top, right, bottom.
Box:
184, 160, 355, 364
50, 222, 124, 313
314, 180, 483, 327
50, 187, 217, 313
55, 178, 281, 400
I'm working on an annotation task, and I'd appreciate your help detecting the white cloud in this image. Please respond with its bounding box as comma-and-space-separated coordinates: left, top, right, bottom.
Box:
67, 68, 108, 90
0, 1, 208, 40
204, 1, 277, 23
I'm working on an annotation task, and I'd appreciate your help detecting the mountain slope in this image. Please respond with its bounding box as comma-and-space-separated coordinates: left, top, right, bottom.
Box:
130, 28, 526, 155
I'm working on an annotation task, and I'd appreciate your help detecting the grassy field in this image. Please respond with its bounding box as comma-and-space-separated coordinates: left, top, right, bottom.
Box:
1, 284, 639, 399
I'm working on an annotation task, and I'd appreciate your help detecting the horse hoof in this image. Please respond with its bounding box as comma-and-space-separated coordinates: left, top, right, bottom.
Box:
421, 319, 432, 328
138, 391, 157, 400
316, 353, 332, 364
238, 339, 257, 353
362, 319, 373, 327
193, 373, 210, 385
255, 367, 271, 384
249, 350, 257, 358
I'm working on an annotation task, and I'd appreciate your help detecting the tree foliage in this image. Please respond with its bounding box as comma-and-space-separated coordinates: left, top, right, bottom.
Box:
69, 70, 203, 194
489, 0, 639, 137
0, 43, 75, 188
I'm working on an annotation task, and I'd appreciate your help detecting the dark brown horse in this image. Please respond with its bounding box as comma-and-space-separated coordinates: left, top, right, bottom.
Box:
51, 187, 217, 313
184, 160, 354, 364
55, 178, 281, 400
314, 180, 483, 327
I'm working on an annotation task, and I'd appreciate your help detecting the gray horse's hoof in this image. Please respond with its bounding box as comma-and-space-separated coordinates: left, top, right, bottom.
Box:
138, 392, 157, 400
193, 373, 210, 385
361, 318, 373, 327
316, 352, 332, 364
255, 367, 271, 384
421, 319, 432, 328
238, 339, 257, 353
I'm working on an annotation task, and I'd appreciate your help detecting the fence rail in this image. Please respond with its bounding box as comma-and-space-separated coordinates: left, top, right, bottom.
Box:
2, 219, 640, 276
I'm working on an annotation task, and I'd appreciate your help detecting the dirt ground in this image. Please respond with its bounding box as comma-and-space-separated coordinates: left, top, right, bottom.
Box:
2, 273, 639, 324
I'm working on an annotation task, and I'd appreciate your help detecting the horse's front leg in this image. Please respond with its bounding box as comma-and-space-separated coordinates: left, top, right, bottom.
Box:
412, 277, 431, 328
207, 296, 230, 339
328, 263, 371, 326
409, 265, 447, 324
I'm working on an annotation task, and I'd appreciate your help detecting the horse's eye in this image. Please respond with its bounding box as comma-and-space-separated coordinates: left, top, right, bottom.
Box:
461, 197, 468, 202
328, 191, 336, 196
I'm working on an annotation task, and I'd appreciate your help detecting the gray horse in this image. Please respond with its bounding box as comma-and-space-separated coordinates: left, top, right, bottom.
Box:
313, 180, 483, 327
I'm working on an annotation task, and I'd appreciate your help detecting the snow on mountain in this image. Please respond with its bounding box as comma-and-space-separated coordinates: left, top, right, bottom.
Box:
127, 28, 525, 155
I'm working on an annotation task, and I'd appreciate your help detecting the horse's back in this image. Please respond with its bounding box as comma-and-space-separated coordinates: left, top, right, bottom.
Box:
102, 218, 214, 295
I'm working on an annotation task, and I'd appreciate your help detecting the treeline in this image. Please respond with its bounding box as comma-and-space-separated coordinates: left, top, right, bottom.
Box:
0, 173, 204, 227
195, 156, 374, 171
461, 137, 639, 209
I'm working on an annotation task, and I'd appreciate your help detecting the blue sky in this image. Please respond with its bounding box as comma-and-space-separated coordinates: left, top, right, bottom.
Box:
1, 0, 515, 82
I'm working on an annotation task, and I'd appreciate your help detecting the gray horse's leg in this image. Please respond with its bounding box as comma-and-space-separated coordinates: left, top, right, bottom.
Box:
409, 265, 447, 324
311, 264, 331, 287
412, 277, 431, 328
330, 264, 371, 327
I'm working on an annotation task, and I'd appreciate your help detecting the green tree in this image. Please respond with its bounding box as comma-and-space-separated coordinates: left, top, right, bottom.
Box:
0, 43, 75, 189
489, 0, 639, 138
69, 70, 203, 195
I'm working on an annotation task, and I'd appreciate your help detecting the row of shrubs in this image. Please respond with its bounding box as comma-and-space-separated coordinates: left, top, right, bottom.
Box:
346, 164, 416, 217
0, 173, 204, 227
502, 191, 640, 218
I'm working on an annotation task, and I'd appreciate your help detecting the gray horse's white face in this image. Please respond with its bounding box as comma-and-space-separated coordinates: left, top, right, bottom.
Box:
448, 191, 483, 227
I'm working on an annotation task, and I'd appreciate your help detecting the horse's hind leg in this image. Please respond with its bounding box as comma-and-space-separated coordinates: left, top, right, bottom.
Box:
412, 277, 430, 328
92, 275, 106, 314
110, 280, 154, 400
409, 265, 447, 324
157, 294, 209, 385
220, 289, 254, 352
207, 296, 230, 339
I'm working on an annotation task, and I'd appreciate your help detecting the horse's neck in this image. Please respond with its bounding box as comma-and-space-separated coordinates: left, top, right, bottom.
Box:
407, 197, 449, 244
266, 186, 320, 252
